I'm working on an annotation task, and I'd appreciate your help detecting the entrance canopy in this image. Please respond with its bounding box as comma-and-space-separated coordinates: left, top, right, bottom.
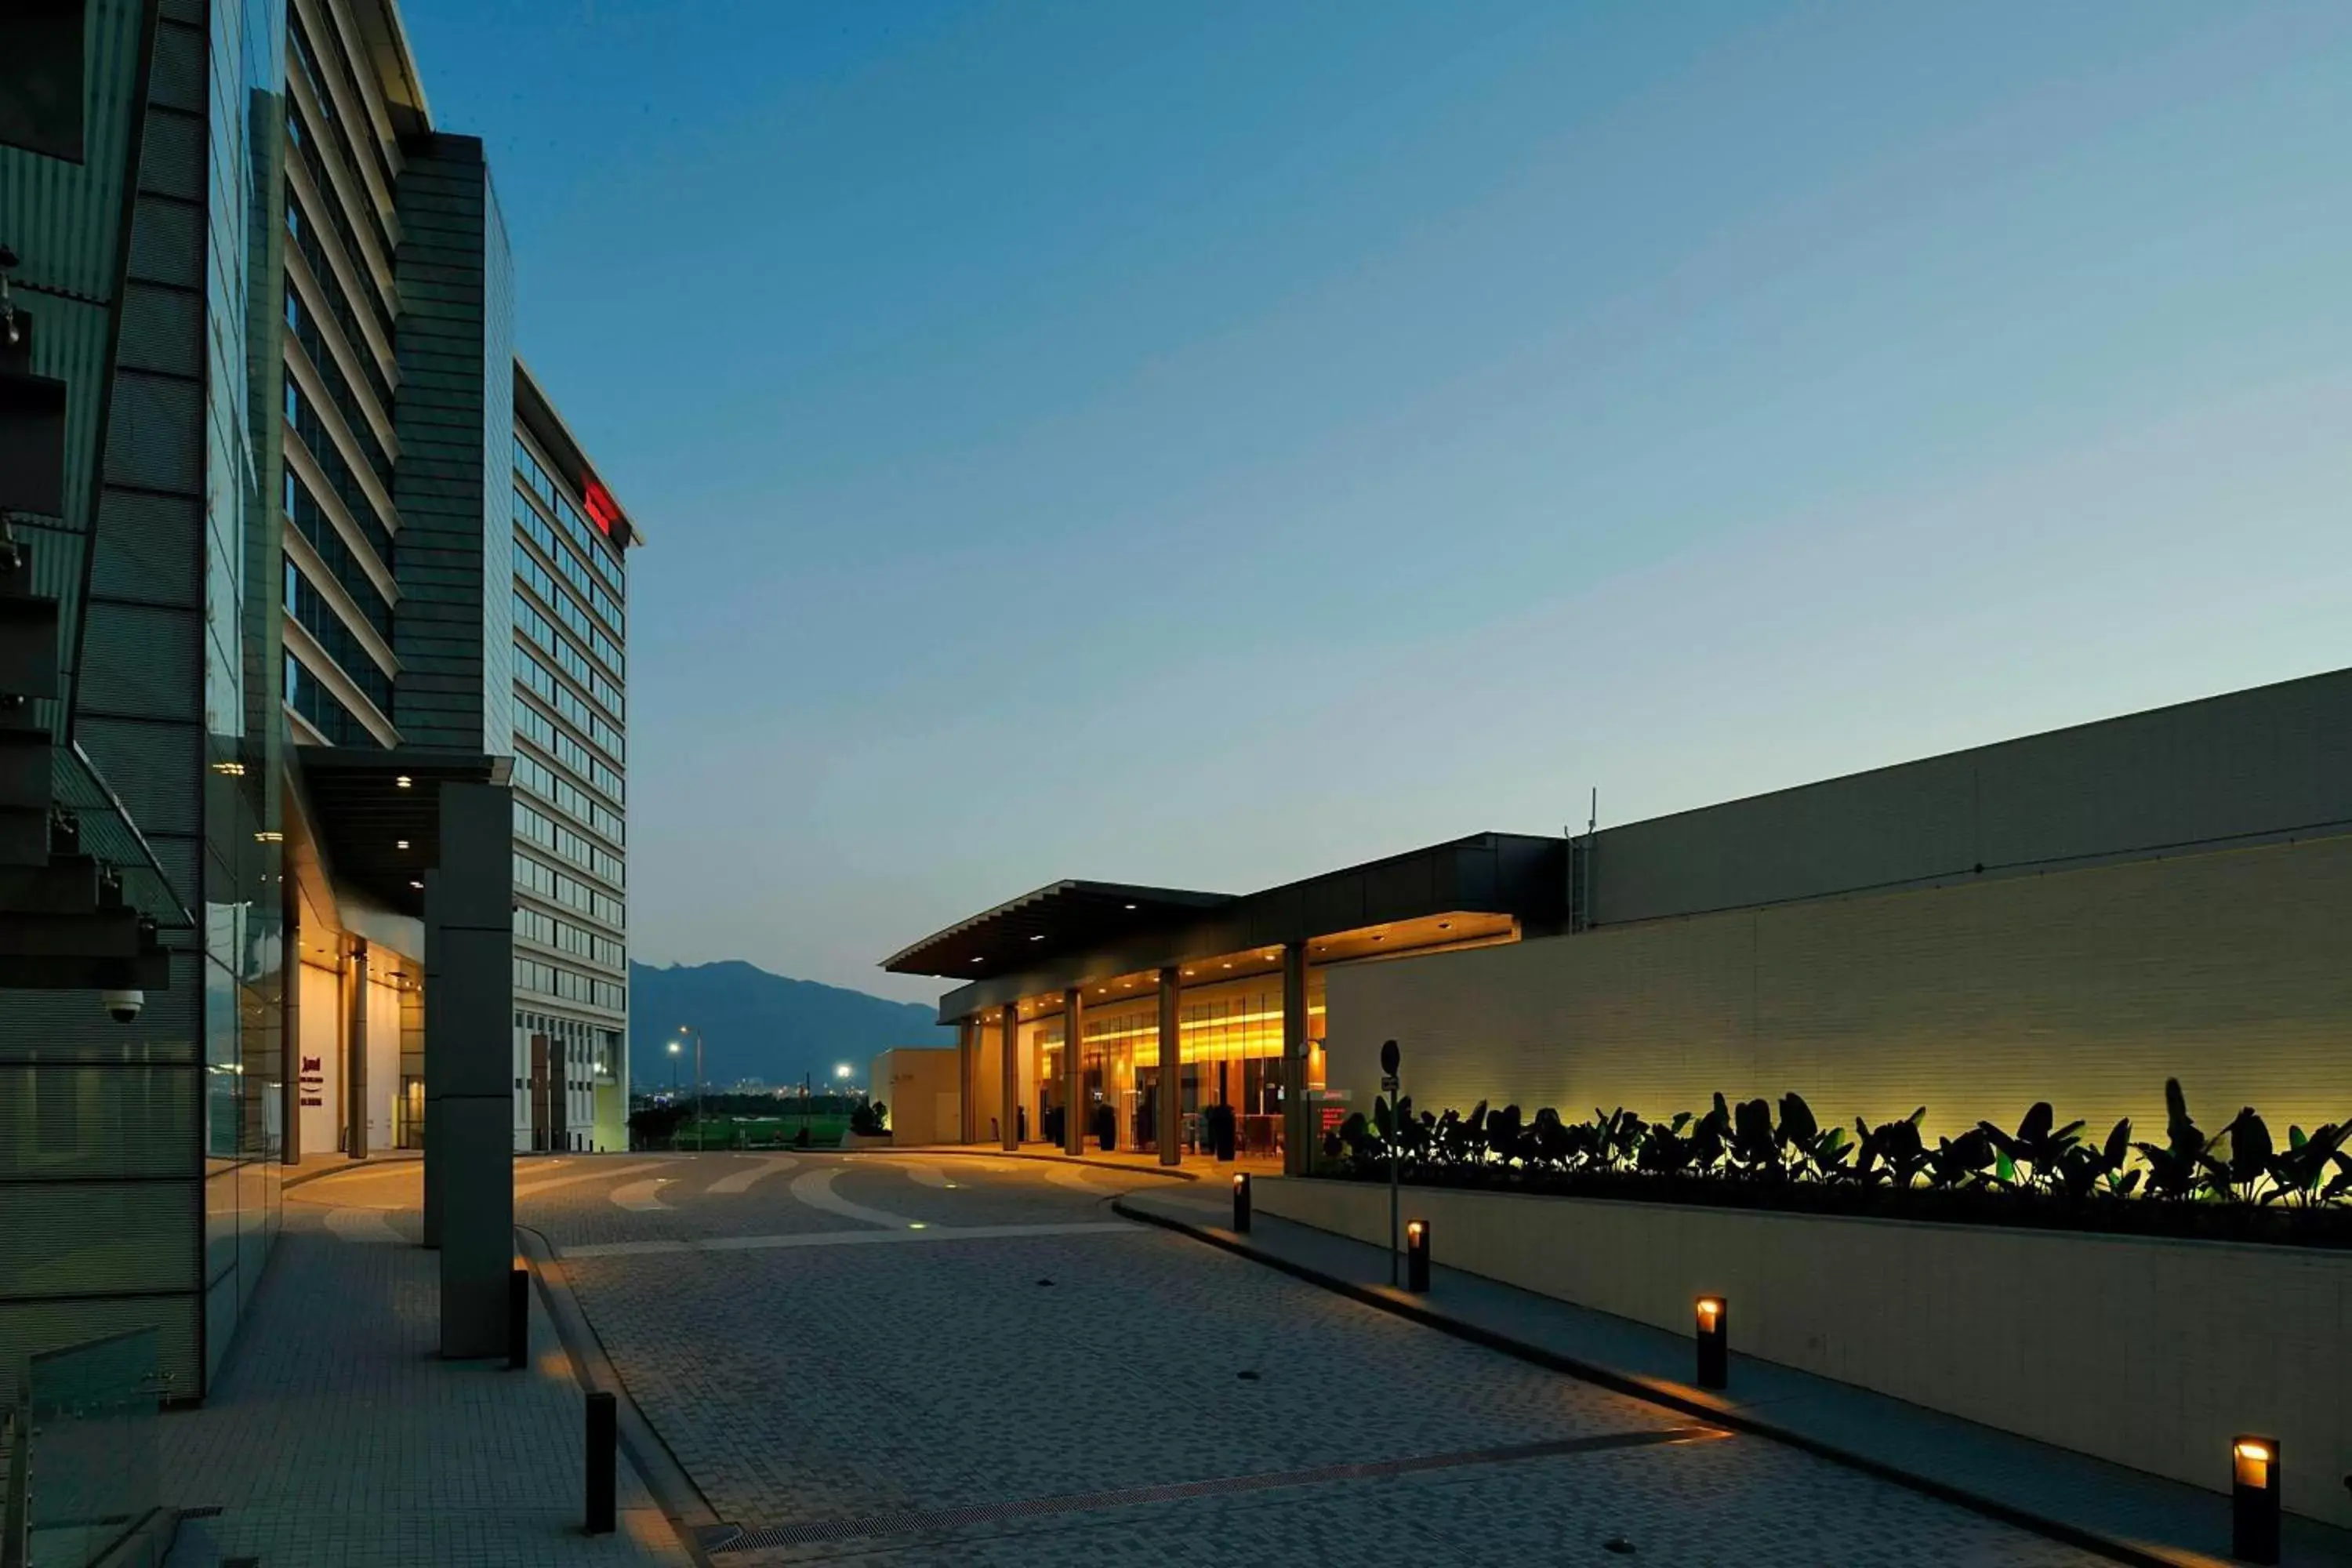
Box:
296, 746, 506, 918
887, 832, 1567, 1023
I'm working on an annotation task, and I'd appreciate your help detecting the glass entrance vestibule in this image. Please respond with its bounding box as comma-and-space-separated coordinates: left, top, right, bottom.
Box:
1025, 971, 1327, 1157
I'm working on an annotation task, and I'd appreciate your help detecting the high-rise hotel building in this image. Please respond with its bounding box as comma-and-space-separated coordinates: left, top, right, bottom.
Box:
0, 0, 638, 1400
509, 371, 634, 1153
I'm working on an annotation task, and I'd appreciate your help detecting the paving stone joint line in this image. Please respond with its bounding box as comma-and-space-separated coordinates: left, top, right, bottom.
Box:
709, 1425, 1726, 1552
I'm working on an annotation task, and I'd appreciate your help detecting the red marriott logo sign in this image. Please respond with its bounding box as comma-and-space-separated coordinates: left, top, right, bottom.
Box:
583, 478, 620, 537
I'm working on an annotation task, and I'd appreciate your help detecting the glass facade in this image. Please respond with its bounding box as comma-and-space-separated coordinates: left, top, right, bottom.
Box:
199, 0, 289, 1385
277, 12, 401, 752
2, 0, 608, 1403
508, 418, 630, 1152
1029, 974, 1329, 1156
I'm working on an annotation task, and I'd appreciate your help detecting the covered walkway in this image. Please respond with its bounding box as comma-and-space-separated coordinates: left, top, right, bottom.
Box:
882, 832, 1566, 1176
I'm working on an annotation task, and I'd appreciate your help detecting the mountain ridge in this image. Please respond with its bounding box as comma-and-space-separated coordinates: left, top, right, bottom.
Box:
626, 959, 951, 1092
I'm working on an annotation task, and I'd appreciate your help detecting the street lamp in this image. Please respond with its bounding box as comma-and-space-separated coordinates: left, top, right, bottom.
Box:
677, 1025, 705, 1151
666, 1040, 681, 1094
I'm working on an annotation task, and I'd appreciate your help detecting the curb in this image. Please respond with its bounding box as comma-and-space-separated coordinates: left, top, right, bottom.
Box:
515, 1224, 735, 1564
1111, 1196, 2214, 1568
842, 1145, 1205, 1182
280, 1152, 415, 1192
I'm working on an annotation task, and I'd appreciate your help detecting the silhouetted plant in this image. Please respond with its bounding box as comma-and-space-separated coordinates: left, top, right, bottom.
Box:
1977, 1103, 2085, 1196
1777, 1093, 1851, 1181
1922, 1127, 1996, 1192
1316, 1075, 2348, 1243
2268, 1122, 2352, 1206
2132, 1079, 2215, 1201
1847, 1109, 1929, 1189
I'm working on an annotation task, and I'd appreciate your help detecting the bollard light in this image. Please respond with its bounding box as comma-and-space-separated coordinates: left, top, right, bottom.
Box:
2233, 1435, 2280, 1564
1232, 1172, 1252, 1233
1405, 1219, 1431, 1293
1695, 1295, 1728, 1389
507, 1266, 529, 1370
585, 1390, 617, 1534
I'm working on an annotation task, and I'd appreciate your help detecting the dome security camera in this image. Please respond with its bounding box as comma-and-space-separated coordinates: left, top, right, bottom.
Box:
101, 989, 143, 1024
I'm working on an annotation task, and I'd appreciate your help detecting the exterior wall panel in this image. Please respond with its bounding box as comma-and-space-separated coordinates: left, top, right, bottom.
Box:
1590, 667, 2352, 928
1328, 830, 2352, 1144
1258, 1176, 2352, 1529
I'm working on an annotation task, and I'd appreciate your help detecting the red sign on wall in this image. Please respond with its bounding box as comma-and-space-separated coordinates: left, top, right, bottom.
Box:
583, 478, 620, 536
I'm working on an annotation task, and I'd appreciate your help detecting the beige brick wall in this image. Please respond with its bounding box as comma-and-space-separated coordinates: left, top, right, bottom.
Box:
1326, 830, 2352, 1142
1258, 1175, 2352, 1526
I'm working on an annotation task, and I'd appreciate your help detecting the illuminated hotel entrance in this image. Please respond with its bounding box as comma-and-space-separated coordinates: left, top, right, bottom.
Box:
881, 833, 1563, 1174
960, 911, 1523, 1171
1029, 970, 1329, 1157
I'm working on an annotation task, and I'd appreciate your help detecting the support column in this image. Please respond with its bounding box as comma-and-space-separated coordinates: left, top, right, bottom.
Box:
1062, 986, 1085, 1156
424, 782, 516, 1358
1282, 940, 1309, 1176
281, 886, 301, 1166
346, 939, 369, 1160
999, 1007, 1018, 1150
956, 1018, 976, 1144
1156, 967, 1181, 1167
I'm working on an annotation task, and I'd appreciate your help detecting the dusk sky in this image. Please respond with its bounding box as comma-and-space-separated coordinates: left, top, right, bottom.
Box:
403, 1, 2352, 1004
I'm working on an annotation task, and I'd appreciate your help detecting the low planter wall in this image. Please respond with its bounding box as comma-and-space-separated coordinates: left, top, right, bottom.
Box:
1258, 1175, 2350, 1526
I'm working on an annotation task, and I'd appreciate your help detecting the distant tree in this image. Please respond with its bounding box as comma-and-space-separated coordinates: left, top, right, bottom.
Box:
628, 1102, 688, 1149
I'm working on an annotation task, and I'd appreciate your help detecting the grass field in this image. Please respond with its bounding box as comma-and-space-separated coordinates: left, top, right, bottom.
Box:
659, 1113, 851, 1150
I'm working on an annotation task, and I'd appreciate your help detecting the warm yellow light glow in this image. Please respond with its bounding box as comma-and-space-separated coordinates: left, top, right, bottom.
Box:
2235, 1439, 2273, 1488
211, 760, 246, 775
1697, 1297, 1723, 1323
394, 775, 412, 788
908, 1222, 928, 1230
1233, 1174, 1246, 1191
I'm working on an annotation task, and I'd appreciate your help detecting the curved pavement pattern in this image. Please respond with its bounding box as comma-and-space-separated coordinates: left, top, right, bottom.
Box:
707, 1155, 799, 1194
610, 1175, 677, 1212
786, 1165, 916, 1228
499, 1152, 2110, 1568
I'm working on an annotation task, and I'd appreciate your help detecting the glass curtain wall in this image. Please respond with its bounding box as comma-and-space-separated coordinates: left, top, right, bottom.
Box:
200, 0, 289, 1385
1062, 974, 1328, 1156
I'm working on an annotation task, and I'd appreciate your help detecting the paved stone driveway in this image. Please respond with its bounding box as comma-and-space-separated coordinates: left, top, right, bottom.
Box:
514, 1152, 2108, 1567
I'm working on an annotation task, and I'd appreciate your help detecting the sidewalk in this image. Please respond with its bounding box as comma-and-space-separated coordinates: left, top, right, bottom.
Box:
159, 1208, 693, 1566
1113, 1187, 2352, 1568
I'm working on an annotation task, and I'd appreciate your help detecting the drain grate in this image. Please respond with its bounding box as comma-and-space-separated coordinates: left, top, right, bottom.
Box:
712, 1425, 1722, 1552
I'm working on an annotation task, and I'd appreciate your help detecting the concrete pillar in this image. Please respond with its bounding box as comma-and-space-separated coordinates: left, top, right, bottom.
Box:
1282, 940, 1309, 1176
423, 782, 516, 1359
956, 1018, 976, 1144
1062, 986, 1085, 1156
1156, 967, 1181, 1167
281, 889, 301, 1166
346, 939, 369, 1160
999, 1007, 1018, 1150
